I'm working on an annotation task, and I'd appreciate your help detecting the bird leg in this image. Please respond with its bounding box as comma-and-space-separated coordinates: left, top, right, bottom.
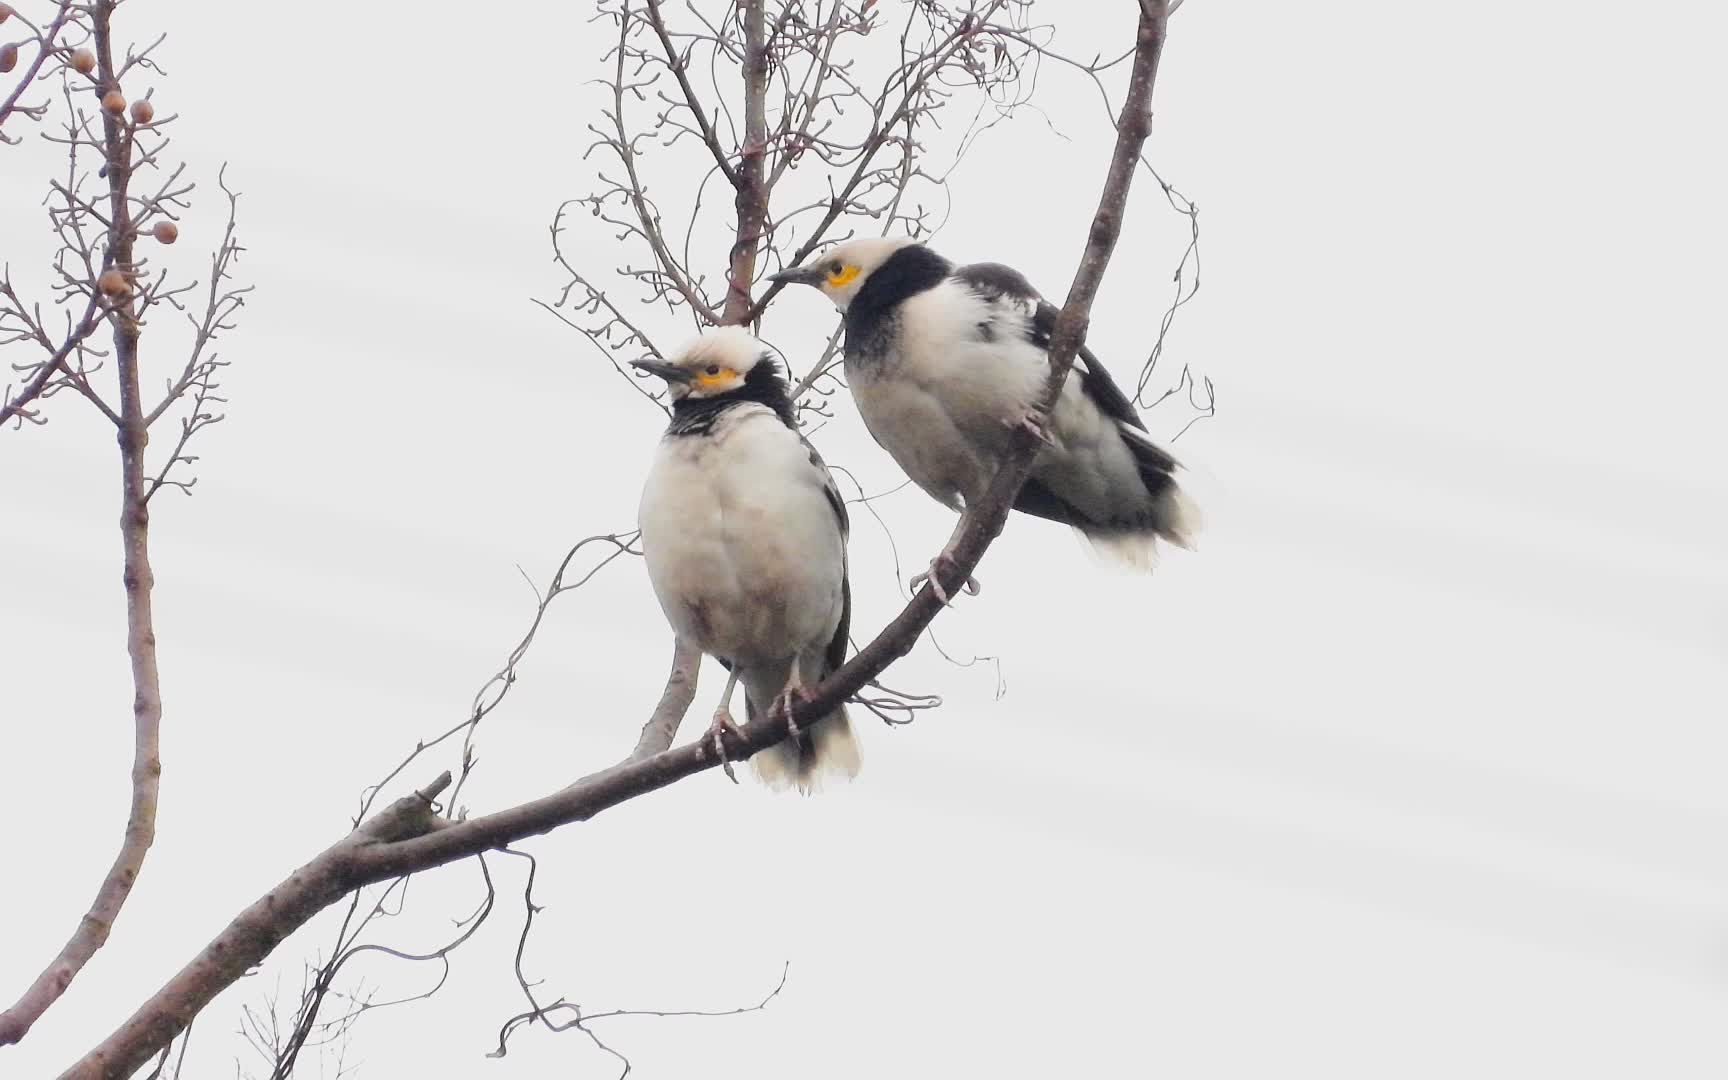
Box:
910, 551, 982, 606
707, 667, 745, 784
770, 666, 810, 740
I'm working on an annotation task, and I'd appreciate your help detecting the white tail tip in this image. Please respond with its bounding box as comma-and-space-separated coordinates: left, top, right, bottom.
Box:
1157, 482, 1202, 551
750, 710, 860, 795
1078, 482, 1201, 571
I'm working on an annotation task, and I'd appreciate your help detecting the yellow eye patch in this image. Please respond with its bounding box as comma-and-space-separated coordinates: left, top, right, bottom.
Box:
694, 366, 738, 390
827, 264, 860, 288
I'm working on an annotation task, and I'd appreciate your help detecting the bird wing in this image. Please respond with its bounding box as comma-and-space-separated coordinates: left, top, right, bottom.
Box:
952, 261, 1149, 433
799, 433, 850, 543
800, 434, 852, 674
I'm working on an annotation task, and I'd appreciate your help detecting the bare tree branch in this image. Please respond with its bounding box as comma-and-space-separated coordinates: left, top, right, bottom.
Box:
537, 0, 1040, 790
0, 0, 81, 141
59, 3, 1170, 1073
0, 285, 100, 429
643, 0, 740, 187
595, 0, 723, 323
722, 0, 770, 323
1, 0, 246, 1045
630, 636, 702, 759
253, 858, 496, 1080
0, 0, 166, 1044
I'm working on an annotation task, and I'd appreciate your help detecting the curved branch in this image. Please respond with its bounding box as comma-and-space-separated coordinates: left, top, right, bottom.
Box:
0, 0, 164, 1046
0, 291, 101, 430
0, 0, 77, 140
746, 0, 1014, 320
61, 4, 1170, 1074
643, 0, 740, 186
604, 0, 721, 323
629, 636, 702, 759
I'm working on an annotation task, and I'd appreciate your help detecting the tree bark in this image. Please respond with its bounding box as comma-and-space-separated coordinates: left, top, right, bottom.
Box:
61, 3, 1170, 1074
723, 0, 770, 324
629, 637, 702, 759
0, 0, 165, 1047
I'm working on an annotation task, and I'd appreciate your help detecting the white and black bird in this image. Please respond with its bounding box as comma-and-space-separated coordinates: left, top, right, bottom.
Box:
770, 237, 1199, 592
633, 326, 860, 793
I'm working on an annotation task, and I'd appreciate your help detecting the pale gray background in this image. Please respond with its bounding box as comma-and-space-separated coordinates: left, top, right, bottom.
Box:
3, 1, 1727, 1077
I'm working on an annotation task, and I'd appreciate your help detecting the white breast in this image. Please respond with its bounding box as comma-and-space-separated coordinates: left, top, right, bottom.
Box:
638, 407, 845, 667
897, 280, 1050, 439
847, 280, 1054, 507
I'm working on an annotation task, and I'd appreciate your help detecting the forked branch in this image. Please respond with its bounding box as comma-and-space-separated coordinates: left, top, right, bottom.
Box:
1, 0, 247, 1047
61, 3, 1170, 1074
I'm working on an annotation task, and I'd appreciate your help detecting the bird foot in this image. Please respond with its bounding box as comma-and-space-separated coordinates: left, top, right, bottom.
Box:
706, 707, 746, 784
1016, 410, 1056, 448
770, 686, 812, 739
909, 553, 981, 606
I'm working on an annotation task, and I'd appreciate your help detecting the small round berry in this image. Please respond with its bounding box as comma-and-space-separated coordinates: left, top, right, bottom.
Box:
0, 4, 13, 24
151, 221, 178, 244
70, 48, 96, 75
101, 89, 125, 114
0, 44, 17, 74
98, 269, 129, 297
129, 98, 153, 124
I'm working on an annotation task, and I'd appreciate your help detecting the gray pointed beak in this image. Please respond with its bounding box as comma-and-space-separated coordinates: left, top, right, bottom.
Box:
629, 358, 694, 383
767, 264, 823, 287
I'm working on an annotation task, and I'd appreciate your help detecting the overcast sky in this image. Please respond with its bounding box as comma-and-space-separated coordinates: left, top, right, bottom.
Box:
4, 1, 1727, 1077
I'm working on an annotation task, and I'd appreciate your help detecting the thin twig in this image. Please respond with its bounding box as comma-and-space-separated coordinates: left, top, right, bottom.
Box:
61, 5, 1172, 1072
0, 0, 167, 1044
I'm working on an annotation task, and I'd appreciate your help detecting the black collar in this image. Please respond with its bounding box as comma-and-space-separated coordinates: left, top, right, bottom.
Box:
666, 353, 796, 436
845, 244, 953, 335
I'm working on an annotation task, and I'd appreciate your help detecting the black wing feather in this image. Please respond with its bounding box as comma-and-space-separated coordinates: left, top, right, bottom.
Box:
825, 575, 851, 677
953, 261, 1148, 434
955, 260, 1186, 526
802, 436, 850, 542
802, 436, 852, 677
1011, 475, 1084, 527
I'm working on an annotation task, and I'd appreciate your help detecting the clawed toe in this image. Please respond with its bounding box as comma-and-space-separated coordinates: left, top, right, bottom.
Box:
1017, 412, 1055, 447
910, 555, 981, 606
770, 688, 809, 738
707, 708, 745, 784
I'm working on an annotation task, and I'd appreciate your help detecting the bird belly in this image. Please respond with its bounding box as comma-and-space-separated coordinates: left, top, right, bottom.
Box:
639, 429, 843, 668
863, 286, 1054, 506
846, 364, 987, 510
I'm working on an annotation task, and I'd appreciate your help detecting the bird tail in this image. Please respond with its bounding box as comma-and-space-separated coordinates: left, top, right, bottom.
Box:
1061, 424, 1200, 569
750, 705, 861, 795
1146, 475, 1202, 551
1122, 424, 1202, 546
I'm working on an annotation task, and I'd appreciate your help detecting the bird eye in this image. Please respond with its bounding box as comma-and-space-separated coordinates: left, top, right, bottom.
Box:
705, 365, 722, 376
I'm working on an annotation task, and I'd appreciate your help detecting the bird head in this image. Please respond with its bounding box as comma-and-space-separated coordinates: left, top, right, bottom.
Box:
768, 236, 917, 312
629, 325, 773, 401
